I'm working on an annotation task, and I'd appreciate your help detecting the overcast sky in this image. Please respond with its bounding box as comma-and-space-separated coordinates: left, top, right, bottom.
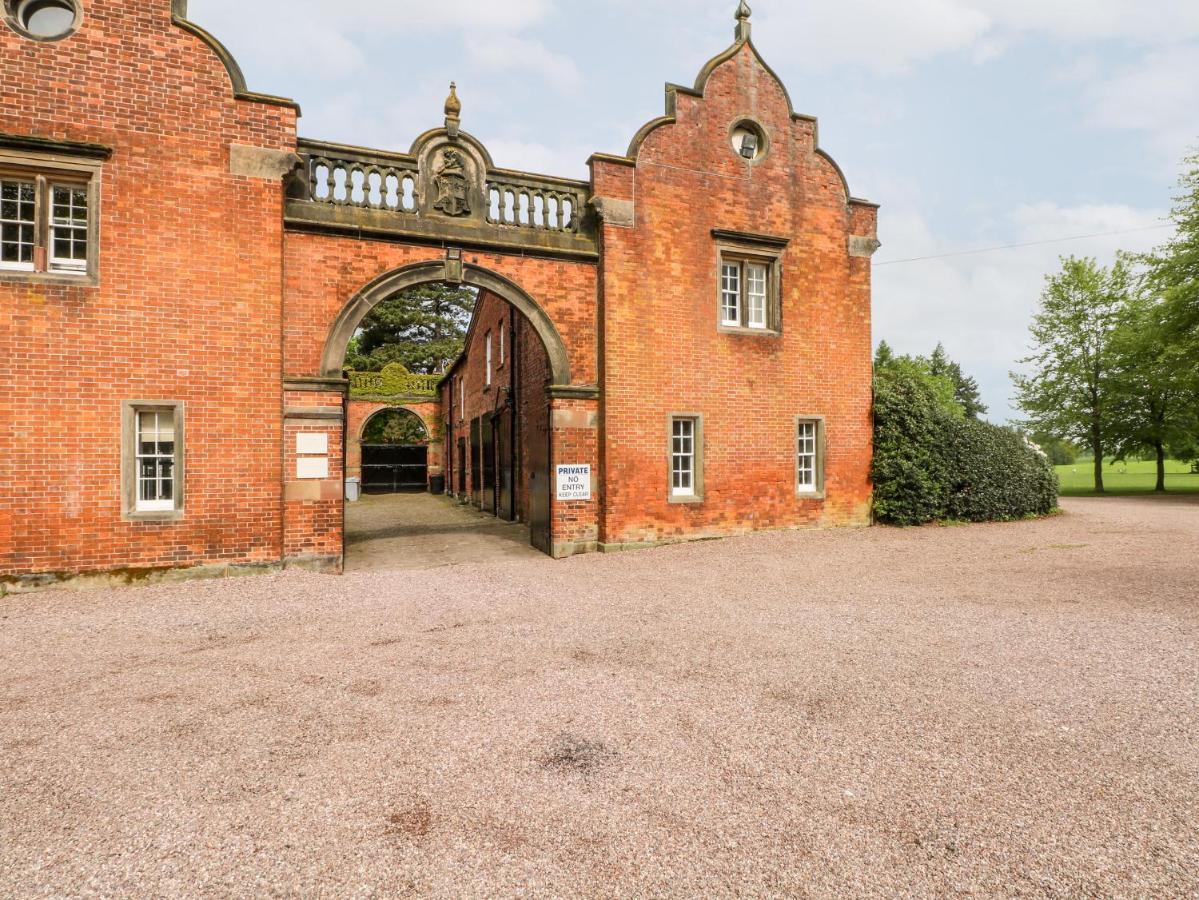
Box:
190, 0, 1198, 423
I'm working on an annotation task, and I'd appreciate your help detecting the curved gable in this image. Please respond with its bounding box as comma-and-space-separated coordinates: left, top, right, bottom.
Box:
169, 0, 299, 112
624, 27, 867, 207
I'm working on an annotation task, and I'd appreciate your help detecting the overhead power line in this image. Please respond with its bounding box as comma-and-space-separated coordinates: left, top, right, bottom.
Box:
873, 224, 1173, 267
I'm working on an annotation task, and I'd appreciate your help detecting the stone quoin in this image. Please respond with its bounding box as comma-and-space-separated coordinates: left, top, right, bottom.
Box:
0, 0, 880, 591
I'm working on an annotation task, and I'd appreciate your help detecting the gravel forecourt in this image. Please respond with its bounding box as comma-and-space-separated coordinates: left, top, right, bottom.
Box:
2, 497, 1198, 898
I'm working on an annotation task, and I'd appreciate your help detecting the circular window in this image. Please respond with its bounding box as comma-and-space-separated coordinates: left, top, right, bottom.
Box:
8, 0, 79, 40
730, 120, 768, 163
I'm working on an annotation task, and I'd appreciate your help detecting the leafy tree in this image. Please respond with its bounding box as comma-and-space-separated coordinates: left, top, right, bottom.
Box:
362, 410, 429, 445
1108, 291, 1199, 491
346, 283, 478, 375
874, 339, 896, 368
1013, 256, 1130, 494
928, 342, 988, 419
874, 343, 965, 419
1141, 148, 1199, 462
1143, 149, 1199, 373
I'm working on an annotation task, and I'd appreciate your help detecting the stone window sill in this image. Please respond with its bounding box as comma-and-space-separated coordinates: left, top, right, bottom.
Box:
0, 270, 98, 288
124, 509, 185, 523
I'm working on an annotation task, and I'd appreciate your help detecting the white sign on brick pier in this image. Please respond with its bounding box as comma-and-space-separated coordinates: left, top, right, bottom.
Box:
556, 465, 592, 502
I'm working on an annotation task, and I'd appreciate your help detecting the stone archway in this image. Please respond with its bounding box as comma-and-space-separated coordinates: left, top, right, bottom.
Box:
319, 259, 572, 386
357, 407, 431, 494
357, 404, 431, 444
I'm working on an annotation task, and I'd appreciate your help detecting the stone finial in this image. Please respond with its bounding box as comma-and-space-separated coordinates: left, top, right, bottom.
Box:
444, 82, 462, 139
735, 1, 752, 40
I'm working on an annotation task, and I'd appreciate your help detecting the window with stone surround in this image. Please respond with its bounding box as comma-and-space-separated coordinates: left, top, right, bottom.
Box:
714, 230, 788, 334
0, 138, 104, 282
669, 414, 704, 503
796, 416, 826, 497
122, 402, 185, 520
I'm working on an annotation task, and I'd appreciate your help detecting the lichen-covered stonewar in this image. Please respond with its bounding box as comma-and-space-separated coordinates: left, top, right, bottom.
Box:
0, 0, 879, 592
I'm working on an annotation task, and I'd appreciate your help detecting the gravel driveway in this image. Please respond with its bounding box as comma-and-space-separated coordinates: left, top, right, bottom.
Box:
2, 497, 1197, 898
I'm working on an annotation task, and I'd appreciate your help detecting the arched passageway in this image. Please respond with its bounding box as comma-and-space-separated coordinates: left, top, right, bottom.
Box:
333, 264, 565, 569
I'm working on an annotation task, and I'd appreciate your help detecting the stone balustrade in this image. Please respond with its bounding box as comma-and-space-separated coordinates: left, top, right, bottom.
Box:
286, 138, 598, 259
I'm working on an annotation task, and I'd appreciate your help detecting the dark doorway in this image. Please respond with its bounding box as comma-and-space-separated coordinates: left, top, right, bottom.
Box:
457, 436, 467, 494
481, 416, 496, 514
362, 444, 429, 493
496, 406, 515, 522
470, 417, 482, 506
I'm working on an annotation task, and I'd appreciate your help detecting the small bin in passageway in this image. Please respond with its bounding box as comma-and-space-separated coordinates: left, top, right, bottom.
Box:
429, 475, 446, 496
345, 478, 362, 502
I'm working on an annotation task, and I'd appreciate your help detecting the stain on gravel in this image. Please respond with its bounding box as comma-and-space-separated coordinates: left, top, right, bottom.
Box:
386, 802, 434, 840
347, 679, 384, 698
541, 734, 616, 774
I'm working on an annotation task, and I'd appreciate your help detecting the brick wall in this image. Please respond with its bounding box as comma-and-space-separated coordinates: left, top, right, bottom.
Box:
1, 5, 875, 583
0, 0, 297, 578
593, 41, 877, 548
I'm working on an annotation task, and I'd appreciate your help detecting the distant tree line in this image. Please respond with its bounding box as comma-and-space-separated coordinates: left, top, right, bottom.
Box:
1014, 150, 1199, 493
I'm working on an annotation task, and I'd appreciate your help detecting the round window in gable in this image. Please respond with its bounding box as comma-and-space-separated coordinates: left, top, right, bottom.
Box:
730, 121, 768, 163
7, 0, 80, 40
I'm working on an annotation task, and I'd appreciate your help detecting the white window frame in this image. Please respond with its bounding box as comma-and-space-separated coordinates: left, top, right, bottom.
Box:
720, 262, 741, 327
668, 414, 704, 503
136, 410, 177, 512
795, 415, 826, 498
459, 375, 465, 419
485, 330, 493, 387
122, 401, 185, 521
48, 182, 89, 273
0, 176, 36, 272
746, 261, 769, 329
499, 321, 505, 366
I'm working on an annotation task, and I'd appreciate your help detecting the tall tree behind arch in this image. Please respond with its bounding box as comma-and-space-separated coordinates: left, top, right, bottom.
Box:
346, 283, 478, 375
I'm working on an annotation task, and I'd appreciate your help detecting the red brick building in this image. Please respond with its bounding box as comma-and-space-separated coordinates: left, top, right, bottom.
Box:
0, 0, 879, 591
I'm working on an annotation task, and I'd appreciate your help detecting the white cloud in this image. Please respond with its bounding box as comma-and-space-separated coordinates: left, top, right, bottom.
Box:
187, 0, 556, 79
1078, 45, 1199, 167
758, 0, 992, 75
745, 0, 1199, 76
463, 33, 581, 92
874, 201, 1171, 423
973, 0, 1199, 46
484, 139, 592, 179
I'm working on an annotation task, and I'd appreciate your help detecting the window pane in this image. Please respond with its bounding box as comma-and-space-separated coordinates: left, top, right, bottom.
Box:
747, 263, 769, 328
721, 263, 741, 325
49, 185, 90, 272
134, 407, 179, 511
797, 421, 818, 490
672, 419, 695, 495
0, 179, 37, 269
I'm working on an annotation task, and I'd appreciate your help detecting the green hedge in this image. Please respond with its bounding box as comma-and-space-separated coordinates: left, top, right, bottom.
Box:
873, 369, 1058, 525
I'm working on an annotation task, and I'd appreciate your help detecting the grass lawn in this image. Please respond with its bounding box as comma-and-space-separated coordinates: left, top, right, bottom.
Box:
1056, 458, 1199, 496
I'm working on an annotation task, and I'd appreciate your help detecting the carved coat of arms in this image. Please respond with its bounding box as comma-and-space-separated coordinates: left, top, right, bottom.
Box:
432, 149, 471, 217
